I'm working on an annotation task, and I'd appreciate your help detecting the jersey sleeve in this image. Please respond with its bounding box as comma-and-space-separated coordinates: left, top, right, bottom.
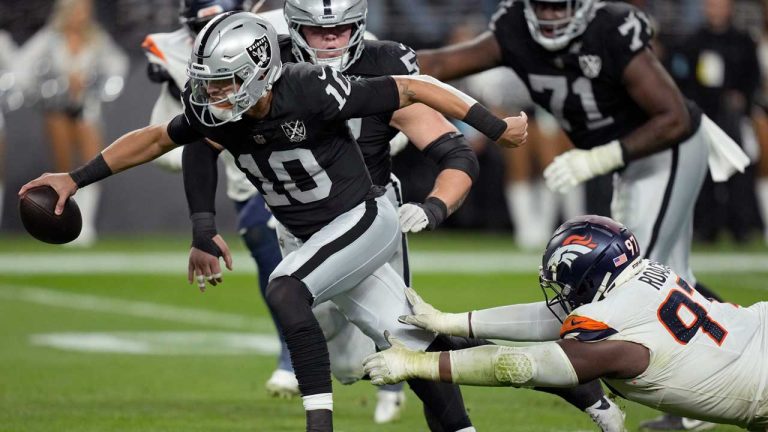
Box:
381, 41, 420, 75
559, 314, 618, 342
290, 64, 400, 121
602, 4, 654, 77
488, 0, 519, 67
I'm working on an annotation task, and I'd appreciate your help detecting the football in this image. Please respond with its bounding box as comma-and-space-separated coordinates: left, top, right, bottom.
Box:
18, 186, 82, 244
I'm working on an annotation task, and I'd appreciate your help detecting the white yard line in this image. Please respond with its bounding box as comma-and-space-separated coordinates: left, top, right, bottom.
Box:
0, 251, 766, 274
0, 284, 274, 331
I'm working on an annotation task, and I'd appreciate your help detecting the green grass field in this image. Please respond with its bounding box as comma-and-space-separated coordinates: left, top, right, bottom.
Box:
0, 233, 765, 431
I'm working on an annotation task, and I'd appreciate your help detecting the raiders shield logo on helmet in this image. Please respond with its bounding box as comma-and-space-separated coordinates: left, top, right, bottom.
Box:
578, 55, 602, 79
547, 234, 597, 271
247, 35, 271, 69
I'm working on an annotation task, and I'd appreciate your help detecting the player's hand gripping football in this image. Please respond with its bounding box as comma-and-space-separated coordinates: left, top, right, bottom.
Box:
18, 173, 78, 215
497, 111, 528, 148
363, 331, 437, 385
398, 287, 470, 337
188, 235, 233, 292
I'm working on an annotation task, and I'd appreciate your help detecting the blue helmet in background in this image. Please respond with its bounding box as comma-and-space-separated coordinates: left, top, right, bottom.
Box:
540, 215, 641, 318
180, 0, 247, 35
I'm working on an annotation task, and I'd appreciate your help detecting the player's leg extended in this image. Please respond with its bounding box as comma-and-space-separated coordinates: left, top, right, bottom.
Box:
267, 195, 402, 431
236, 194, 296, 396
332, 264, 475, 432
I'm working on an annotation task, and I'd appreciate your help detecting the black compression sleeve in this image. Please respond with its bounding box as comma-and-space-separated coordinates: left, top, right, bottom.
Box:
167, 114, 203, 144
69, 153, 113, 188
182, 140, 221, 215
422, 132, 479, 182
463, 103, 506, 141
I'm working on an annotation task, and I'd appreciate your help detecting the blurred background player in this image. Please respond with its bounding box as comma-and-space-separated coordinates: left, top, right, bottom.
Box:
15, 0, 128, 246
0, 30, 20, 229
141, 0, 297, 398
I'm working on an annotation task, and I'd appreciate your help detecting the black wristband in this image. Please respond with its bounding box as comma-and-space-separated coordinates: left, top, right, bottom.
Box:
422, 197, 448, 230
463, 103, 506, 142
618, 140, 630, 164
69, 153, 113, 188
191, 212, 222, 257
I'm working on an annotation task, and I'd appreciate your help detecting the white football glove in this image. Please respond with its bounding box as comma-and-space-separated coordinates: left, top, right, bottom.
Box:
543, 140, 624, 193
398, 287, 470, 337
389, 131, 409, 156
398, 203, 429, 233
362, 331, 439, 386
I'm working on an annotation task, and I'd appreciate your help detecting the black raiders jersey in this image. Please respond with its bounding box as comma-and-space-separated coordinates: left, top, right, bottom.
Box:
168, 62, 400, 239
491, 0, 700, 149
279, 36, 420, 186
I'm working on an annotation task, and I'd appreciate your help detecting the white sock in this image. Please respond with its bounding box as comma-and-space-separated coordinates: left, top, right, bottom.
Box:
506, 181, 540, 249
302, 393, 333, 412
0, 181, 4, 228
560, 183, 586, 220
74, 184, 101, 244
533, 180, 557, 240
757, 178, 768, 242
455, 428, 477, 432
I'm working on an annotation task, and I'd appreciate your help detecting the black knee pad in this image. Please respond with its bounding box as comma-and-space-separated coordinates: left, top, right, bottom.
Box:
265, 276, 314, 325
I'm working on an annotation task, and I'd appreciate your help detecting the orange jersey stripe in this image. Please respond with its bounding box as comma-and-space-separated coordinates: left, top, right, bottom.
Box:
560, 315, 611, 338
142, 35, 166, 62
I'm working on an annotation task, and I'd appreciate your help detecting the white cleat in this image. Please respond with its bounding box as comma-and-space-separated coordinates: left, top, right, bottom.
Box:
265, 369, 299, 399
374, 390, 406, 424
585, 397, 627, 432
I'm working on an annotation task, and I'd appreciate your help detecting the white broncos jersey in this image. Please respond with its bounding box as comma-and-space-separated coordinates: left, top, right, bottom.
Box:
560, 260, 768, 430
142, 10, 289, 202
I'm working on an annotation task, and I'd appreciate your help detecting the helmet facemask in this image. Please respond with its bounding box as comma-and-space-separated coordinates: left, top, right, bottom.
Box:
284, 0, 368, 72
523, 0, 596, 51
187, 13, 282, 127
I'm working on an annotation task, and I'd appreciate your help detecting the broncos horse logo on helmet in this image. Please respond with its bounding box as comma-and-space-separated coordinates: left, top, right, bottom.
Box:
540, 215, 642, 318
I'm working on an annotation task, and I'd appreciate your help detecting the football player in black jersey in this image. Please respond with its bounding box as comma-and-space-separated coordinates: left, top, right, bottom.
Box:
19, 13, 526, 432
417, 0, 750, 430
183, 0, 487, 425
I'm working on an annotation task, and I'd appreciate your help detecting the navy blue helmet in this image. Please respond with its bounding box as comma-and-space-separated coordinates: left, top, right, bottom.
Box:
180, 0, 247, 35
540, 215, 640, 318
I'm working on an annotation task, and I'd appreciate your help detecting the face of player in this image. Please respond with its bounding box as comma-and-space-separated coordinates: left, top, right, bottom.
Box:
531, 1, 570, 38
301, 24, 354, 59
205, 78, 240, 109
704, 0, 732, 31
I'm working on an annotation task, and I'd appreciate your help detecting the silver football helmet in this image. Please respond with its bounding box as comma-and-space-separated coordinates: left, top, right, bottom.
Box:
523, 0, 597, 51
284, 0, 367, 71
187, 12, 282, 126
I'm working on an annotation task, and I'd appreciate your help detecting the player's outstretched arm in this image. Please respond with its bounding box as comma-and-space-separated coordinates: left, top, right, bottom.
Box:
399, 287, 564, 341
363, 332, 649, 387
18, 121, 179, 214
392, 75, 528, 149
417, 32, 503, 81
390, 105, 478, 233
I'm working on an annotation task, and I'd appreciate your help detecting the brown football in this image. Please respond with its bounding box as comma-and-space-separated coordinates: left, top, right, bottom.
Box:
19, 186, 82, 244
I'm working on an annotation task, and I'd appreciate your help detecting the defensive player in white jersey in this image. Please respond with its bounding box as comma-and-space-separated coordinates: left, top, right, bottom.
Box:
364, 215, 768, 431
141, 0, 298, 397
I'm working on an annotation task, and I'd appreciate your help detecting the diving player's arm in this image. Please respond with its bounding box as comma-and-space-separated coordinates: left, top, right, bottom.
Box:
19, 120, 185, 214
390, 105, 478, 232
416, 32, 503, 81
399, 287, 564, 341
363, 333, 649, 387
391, 75, 527, 148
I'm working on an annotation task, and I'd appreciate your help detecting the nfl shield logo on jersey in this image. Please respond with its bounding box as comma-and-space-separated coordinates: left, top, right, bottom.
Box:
281, 120, 307, 143
579, 55, 602, 79
246, 35, 271, 69
253, 134, 266, 145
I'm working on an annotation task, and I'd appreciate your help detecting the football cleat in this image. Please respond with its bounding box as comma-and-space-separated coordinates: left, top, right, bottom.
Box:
265, 369, 299, 399
638, 414, 716, 431
373, 389, 405, 424
585, 396, 627, 432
